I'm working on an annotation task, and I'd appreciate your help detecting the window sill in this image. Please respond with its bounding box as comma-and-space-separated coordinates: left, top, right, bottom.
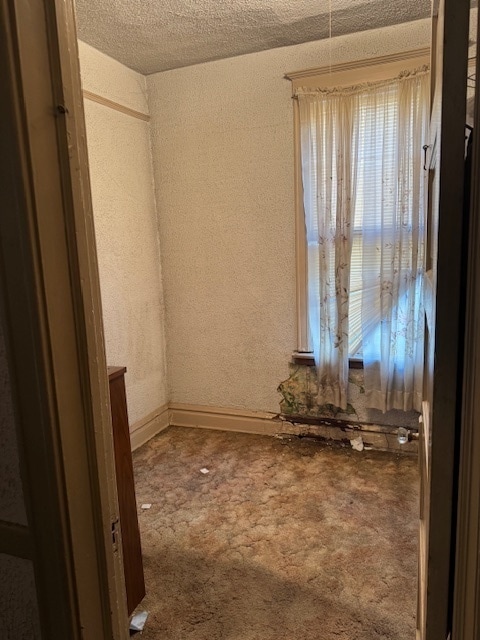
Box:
292, 352, 315, 366
292, 352, 364, 369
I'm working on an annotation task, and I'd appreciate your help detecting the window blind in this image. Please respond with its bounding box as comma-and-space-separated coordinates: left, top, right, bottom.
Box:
303, 82, 423, 358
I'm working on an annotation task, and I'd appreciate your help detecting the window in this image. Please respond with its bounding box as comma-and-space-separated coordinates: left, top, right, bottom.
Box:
349, 86, 406, 359
288, 49, 430, 359
286, 49, 430, 412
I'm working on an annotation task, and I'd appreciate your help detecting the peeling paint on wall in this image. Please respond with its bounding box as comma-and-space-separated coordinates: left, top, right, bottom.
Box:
278, 364, 419, 429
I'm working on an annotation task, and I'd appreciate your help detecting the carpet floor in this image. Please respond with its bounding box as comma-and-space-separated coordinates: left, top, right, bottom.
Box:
132, 426, 418, 640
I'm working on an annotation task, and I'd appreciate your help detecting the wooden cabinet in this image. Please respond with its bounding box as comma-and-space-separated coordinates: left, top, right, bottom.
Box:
108, 366, 145, 615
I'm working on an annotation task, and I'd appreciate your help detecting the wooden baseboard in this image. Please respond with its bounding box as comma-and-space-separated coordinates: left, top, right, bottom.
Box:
131, 402, 417, 455
169, 403, 282, 436
169, 403, 417, 454
130, 404, 170, 451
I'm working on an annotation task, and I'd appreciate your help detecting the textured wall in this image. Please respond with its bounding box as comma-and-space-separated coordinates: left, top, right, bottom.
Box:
79, 42, 168, 425
78, 41, 148, 113
147, 20, 431, 414
0, 555, 41, 640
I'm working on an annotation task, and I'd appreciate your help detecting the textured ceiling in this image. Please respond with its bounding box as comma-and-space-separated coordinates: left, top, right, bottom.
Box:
75, 0, 431, 75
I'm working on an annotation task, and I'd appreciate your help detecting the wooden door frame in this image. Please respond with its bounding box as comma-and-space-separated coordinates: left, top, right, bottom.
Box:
420, 0, 471, 638
1, 0, 480, 638
452, 6, 480, 638
0, 0, 128, 638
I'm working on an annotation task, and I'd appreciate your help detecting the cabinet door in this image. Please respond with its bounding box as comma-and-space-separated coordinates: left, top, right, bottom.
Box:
108, 367, 145, 615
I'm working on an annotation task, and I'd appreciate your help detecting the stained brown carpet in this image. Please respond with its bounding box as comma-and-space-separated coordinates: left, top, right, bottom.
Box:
133, 426, 418, 640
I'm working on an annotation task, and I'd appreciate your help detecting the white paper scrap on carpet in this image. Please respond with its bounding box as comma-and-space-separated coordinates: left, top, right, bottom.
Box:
350, 436, 364, 452
200, 468, 209, 474
130, 610, 148, 633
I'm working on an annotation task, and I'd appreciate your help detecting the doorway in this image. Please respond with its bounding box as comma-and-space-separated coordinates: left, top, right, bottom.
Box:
0, 0, 480, 636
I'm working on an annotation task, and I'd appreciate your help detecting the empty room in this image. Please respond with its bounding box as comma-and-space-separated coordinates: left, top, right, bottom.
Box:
74, 0, 477, 637
2, 0, 476, 639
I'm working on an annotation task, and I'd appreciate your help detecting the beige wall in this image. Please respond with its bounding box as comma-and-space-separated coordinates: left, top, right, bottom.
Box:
79, 42, 168, 426
147, 19, 431, 413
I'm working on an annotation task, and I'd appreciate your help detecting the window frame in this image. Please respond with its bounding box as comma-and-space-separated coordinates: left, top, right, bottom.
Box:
286, 48, 431, 361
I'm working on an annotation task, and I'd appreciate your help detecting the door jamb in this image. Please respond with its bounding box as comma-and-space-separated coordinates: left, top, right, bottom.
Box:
452, 7, 480, 638
3, 0, 480, 638
0, 0, 128, 637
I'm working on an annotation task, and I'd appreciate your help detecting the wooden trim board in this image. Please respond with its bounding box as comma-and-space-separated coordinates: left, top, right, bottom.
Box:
169, 403, 281, 437
0, 0, 129, 636
166, 403, 417, 454
130, 404, 170, 451
452, 8, 480, 636
285, 47, 431, 81
0, 521, 33, 560
82, 89, 150, 122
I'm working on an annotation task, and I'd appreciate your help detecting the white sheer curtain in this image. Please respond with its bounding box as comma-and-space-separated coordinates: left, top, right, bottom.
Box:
359, 72, 429, 412
297, 91, 360, 409
297, 69, 429, 412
